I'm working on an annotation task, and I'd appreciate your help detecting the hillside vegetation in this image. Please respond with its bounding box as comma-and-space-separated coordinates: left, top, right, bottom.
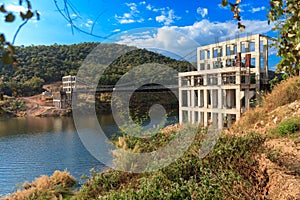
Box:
0, 43, 193, 97
7, 77, 300, 199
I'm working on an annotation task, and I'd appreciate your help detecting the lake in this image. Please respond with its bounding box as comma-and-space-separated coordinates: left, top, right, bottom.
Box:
0, 116, 119, 196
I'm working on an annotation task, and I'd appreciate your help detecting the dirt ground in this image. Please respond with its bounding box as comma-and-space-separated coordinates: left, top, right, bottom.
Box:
19, 95, 70, 117
259, 134, 300, 199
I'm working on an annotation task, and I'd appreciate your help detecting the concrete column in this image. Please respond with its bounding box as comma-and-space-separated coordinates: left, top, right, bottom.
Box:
212, 90, 218, 108
223, 44, 227, 57
204, 111, 208, 127
203, 75, 207, 86
204, 89, 208, 108
209, 46, 213, 59
218, 89, 222, 109
204, 49, 208, 59
178, 77, 182, 87
191, 90, 195, 108
244, 88, 250, 109
200, 112, 204, 126
212, 113, 218, 128
217, 74, 222, 86
218, 112, 223, 129
198, 90, 201, 107
236, 71, 241, 84
236, 88, 241, 119
191, 76, 195, 86
237, 41, 241, 54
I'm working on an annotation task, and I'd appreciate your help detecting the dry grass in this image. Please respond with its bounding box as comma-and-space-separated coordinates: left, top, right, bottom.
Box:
263, 76, 300, 111
230, 76, 300, 134
6, 170, 76, 200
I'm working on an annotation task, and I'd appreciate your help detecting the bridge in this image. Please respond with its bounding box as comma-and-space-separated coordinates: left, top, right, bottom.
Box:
62, 75, 179, 94
75, 84, 179, 93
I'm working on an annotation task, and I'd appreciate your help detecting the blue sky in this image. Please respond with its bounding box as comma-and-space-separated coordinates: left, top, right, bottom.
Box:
1, 0, 280, 68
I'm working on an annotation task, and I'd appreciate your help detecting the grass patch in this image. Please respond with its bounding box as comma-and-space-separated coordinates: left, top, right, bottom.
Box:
73, 130, 266, 200
277, 118, 300, 136
269, 118, 300, 137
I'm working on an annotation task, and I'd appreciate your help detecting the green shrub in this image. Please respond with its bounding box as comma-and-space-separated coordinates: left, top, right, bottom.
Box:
74, 130, 266, 200
277, 118, 300, 136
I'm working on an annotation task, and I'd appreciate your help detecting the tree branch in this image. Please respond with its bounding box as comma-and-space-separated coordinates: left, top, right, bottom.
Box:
12, 19, 29, 45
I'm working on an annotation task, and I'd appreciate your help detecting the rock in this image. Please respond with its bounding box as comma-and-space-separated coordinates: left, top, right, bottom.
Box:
294, 138, 300, 146
273, 117, 280, 124
288, 101, 300, 111
254, 122, 262, 129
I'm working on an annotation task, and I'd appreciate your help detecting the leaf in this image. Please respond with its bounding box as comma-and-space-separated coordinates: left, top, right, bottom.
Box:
20, 10, 33, 20
7, 43, 15, 54
5, 13, 15, 22
240, 25, 245, 32
288, 33, 295, 38
221, 0, 228, 7
0, 34, 5, 44
2, 51, 14, 65
295, 43, 300, 51
238, 22, 246, 32
0, 5, 6, 13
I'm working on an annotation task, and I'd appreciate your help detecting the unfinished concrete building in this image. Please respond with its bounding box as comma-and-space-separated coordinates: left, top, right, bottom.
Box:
179, 34, 269, 129
53, 75, 76, 109
62, 75, 77, 98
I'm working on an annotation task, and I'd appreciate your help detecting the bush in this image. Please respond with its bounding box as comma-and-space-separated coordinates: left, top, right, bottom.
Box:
6, 170, 76, 200
277, 118, 300, 136
74, 130, 266, 200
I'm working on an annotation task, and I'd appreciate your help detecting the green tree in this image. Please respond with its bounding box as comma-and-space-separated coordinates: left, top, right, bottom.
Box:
268, 0, 300, 76
0, 0, 39, 65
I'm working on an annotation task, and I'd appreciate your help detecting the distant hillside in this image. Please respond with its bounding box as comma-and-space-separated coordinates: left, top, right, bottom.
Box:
0, 43, 193, 96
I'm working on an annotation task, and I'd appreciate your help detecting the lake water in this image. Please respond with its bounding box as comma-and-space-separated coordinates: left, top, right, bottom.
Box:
0, 116, 119, 196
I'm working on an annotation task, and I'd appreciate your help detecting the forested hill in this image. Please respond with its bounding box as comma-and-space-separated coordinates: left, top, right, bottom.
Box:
0, 42, 193, 96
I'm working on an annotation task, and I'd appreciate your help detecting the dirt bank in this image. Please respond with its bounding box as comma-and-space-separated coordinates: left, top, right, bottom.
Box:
19, 95, 71, 117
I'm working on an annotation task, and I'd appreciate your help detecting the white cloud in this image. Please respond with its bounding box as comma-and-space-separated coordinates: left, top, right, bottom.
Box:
116, 19, 273, 60
155, 9, 181, 26
250, 6, 266, 13
139, 1, 146, 5
112, 29, 121, 33
6, 4, 27, 13
118, 18, 135, 24
85, 19, 93, 28
146, 4, 153, 10
115, 2, 144, 24
71, 13, 78, 18
196, 7, 208, 18
126, 2, 138, 12
123, 13, 132, 18
145, 3, 165, 12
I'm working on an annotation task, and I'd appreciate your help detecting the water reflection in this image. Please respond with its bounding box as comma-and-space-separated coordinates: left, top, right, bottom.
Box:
0, 116, 115, 196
